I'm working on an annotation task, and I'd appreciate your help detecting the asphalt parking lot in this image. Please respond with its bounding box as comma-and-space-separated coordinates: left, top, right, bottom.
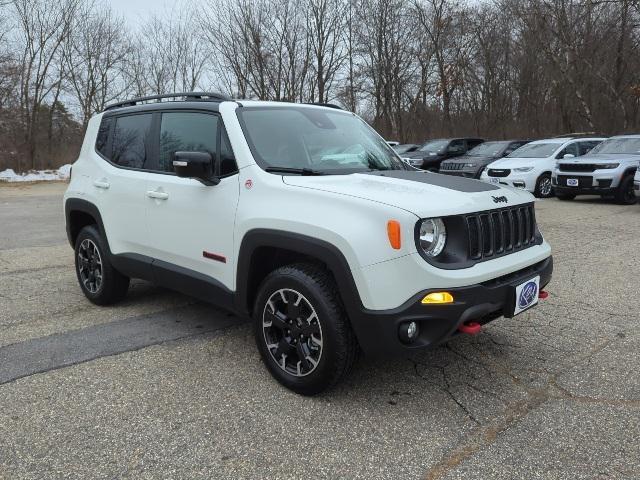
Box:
0, 182, 638, 479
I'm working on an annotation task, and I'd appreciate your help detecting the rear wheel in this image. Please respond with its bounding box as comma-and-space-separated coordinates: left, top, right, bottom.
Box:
614, 175, 637, 205
534, 173, 554, 198
253, 263, 358, 395
74, 225, 130, 305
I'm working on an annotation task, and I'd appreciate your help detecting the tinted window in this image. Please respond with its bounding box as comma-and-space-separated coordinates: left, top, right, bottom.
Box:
449, 139, 465, 153
159, 112, 219, 173
111, 114, 153, 169
220, 128, 237, 176
96, 116, 113, 158
557, 142, 580, 158
578, 141, 601, 156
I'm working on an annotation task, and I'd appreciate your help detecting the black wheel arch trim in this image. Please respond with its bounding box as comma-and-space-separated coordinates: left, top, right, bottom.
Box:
65, 198, 108, 249
235, 229, 364, 316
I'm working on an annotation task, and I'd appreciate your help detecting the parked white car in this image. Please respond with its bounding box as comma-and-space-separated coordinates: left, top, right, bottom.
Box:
480, 137, 605, 198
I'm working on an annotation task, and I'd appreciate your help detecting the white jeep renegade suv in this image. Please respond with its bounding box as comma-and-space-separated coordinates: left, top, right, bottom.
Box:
64, 92, 553, 395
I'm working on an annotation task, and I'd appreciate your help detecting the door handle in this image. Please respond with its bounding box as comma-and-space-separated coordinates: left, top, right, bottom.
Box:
93, 179, 110, 189
146, 190, 169, 200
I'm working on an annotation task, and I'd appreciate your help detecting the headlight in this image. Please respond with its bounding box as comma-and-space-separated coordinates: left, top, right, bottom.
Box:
418, 218, 447, 257
464, 163, 476, 168
513, 166, 534, 172
407, 158, 423, 166
598, 163, 619, 169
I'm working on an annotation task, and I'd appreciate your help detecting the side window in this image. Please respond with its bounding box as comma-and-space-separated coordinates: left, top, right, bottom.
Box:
467, 139, 483, 150
159, 112, 218, 173
578, 141, 598, 156
111, 114, 153, 169
96, 116, 113, 158
557, 142, 579, 159
449, 139, 465, 153
220, 128, 238, 176
504, 142, 525, 156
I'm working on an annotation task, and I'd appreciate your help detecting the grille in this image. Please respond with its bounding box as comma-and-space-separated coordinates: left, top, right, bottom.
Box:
557, 175, 593, 187
558, 163, 598, 172
488, 169, 511, 177
441, 162, 464, 171
466, 204, 537, 260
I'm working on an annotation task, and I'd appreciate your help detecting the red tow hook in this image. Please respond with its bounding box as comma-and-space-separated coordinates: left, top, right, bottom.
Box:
539, 290, 549, 299
458, 322, 481, 335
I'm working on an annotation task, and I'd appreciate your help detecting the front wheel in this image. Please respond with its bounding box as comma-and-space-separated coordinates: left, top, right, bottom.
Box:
614, 175, 637, 205
253, 263, 358, 395
534, 173, 554, 198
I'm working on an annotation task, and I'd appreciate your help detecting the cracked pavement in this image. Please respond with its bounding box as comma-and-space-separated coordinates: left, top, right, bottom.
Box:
0, 183, 638, 479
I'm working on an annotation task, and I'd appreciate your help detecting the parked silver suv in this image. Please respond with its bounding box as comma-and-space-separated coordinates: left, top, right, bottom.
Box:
552, 135, 640, 204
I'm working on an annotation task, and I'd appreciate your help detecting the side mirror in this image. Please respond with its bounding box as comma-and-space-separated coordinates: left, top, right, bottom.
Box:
563, 153, 575, 159
173, 151, 219, 185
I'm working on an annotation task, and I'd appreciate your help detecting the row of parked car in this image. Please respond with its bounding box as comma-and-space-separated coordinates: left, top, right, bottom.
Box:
390, 135, 640, 204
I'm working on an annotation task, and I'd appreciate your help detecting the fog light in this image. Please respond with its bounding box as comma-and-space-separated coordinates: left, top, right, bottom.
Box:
399, 321, 419, 344
422, 292, 454, 304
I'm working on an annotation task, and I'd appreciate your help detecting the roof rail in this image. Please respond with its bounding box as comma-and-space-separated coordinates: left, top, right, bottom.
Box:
305, 102, 343, 110
553, 132, 608, 138
104, 92, 232, 111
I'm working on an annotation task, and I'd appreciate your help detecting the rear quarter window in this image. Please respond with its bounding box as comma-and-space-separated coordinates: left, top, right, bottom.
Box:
95, 117, 113, 158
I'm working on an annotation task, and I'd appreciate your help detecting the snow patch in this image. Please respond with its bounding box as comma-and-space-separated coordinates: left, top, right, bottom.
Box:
0, 164, 72, 182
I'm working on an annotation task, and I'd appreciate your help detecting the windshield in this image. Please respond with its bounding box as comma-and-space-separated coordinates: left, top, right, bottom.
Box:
467, 141, 509, 156
418, 140, 448, 153
237, 107, 409, 173
589, 137, 640, 155
508, 142, 558, 158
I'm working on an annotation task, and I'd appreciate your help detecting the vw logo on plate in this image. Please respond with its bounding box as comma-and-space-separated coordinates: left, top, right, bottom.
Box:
518, 281, 538, 308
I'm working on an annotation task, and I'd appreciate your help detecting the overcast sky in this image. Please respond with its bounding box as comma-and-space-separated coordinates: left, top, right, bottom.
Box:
108, 0, 190, 27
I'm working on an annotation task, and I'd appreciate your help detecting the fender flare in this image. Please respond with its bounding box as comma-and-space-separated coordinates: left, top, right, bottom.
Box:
64, 198, 108, 249
234, 229, 364, 321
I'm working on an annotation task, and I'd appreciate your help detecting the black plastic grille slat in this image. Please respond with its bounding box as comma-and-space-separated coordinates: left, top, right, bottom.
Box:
467, 217, 481, 259
466, 203, 538, 262
558, 163, 598, 172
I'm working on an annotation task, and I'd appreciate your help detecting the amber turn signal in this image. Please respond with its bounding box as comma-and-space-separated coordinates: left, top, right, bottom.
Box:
421, 292, 454, 304
387, 220, 401, 250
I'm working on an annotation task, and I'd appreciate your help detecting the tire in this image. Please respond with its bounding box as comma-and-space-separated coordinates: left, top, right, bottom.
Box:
614, 175, 637, 205
74, 225, 130, 305
534, 173, 554, 198
556, 192, 576, 201
253, 263, 358, 395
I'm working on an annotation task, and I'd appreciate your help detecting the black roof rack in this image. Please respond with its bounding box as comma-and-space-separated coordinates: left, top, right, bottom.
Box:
104, 92, 232, 111
553, 132, 608, 138
305, 102, 343, 110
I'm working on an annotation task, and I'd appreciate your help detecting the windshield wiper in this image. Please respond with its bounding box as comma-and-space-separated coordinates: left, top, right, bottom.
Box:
265, 166, 325, 176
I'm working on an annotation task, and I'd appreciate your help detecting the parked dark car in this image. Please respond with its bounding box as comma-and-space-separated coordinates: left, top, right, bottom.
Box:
401, 138, 485, 171
392, 143, 420, 154
439, 140, 530, 178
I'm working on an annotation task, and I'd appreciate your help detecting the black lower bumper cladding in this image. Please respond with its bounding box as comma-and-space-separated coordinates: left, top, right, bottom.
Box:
350, 256, 553, 357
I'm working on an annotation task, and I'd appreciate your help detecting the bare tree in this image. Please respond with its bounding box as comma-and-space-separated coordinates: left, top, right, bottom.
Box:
64, 3, 130, 128
11, 0, 80, 169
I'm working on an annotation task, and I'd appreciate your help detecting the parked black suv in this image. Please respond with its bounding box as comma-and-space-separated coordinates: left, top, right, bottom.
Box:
401, 138, 485, 171
439, 140, 530, 178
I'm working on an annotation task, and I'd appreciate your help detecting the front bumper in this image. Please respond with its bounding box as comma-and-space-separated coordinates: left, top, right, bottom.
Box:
350, 256, 553, 357
552, 171, 620, 194
480, 174, 532, 191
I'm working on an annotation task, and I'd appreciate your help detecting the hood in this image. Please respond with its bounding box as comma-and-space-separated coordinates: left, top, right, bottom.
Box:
485, 157, 544, 169
282, 170, 534, 218
566, 153, 640, 163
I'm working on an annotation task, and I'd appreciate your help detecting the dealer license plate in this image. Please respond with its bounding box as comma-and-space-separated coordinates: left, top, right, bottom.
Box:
566, 178, 579, 187
513, 276, 540, 316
